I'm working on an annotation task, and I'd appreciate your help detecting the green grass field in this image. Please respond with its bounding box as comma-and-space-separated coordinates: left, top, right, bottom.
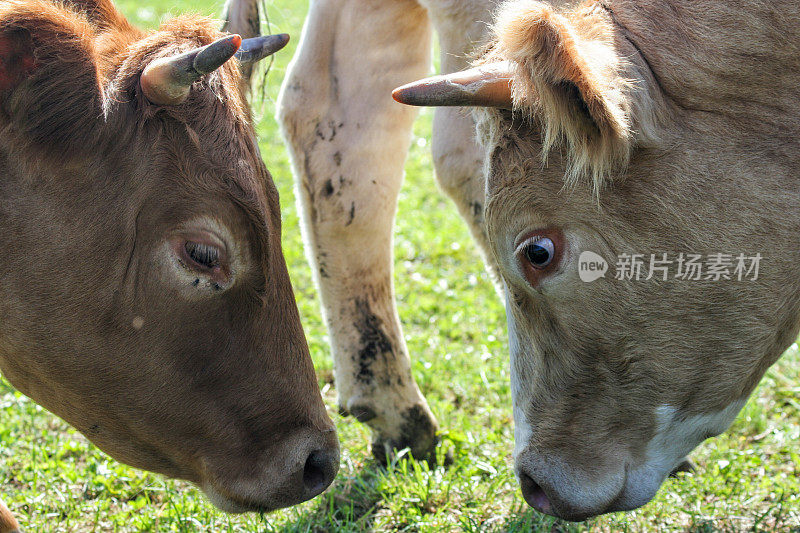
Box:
1, 0, 799, 530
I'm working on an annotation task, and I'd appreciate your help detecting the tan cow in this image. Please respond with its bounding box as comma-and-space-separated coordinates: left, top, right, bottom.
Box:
282, 0, 799, 522
0, 0, 337, 529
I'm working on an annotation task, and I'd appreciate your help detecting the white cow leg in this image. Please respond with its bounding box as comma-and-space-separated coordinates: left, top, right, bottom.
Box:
432, 108, 502, 290
424, 0, 503, 289
278, 0, 439, 461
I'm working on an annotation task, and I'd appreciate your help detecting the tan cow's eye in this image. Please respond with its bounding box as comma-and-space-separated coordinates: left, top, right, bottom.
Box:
521, 237, 555, 269
515, 229, 564, 286
184, 241, 221, 270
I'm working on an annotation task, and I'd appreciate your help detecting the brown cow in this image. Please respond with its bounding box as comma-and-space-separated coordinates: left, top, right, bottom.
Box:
0, 0, 337, 529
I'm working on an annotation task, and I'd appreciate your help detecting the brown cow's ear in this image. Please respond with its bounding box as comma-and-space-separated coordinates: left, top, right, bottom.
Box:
490, 0, 635, 188
222, 0, 260, 93
0, 0, 103, 154
62, 0, 137, 32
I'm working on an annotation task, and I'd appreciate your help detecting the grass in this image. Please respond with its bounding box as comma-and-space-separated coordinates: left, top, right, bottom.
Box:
1, 0, 799, 530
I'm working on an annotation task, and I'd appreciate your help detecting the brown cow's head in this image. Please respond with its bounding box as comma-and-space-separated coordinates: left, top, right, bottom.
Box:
395, 0, 800, 520
0, 0, 338, 512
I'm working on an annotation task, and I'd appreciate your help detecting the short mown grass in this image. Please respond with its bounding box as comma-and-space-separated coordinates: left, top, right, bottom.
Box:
1, 0, 799, 531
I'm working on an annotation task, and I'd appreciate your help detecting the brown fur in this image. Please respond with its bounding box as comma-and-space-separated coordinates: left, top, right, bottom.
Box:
0, 0, 337, 519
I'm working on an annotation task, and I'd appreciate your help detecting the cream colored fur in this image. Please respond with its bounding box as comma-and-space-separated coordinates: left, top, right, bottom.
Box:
478, 0, 800, 520
279, 0, 548, 462
278, 0, 439, 460
483, 0, 667, 193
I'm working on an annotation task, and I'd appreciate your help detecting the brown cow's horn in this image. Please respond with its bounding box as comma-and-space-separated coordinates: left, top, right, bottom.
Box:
392, 62, 514, 108
235, 34, 290, 64
140, 34, 243, 105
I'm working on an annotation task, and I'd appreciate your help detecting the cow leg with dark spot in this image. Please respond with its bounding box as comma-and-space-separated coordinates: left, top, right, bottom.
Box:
278, 0, 439, 462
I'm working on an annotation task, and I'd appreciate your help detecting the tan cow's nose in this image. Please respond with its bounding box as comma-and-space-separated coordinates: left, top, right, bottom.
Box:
517, 461, 599, 522
515, 451, 628, 521
519, 469, 554, 515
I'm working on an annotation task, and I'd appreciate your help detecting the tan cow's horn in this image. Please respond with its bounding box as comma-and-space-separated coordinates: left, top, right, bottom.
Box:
392, 62, 514, 108
235, 34, 290, 64
140, 34, 242, 106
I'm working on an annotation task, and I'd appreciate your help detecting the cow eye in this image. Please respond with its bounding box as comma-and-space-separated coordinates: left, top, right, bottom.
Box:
184, 241, 221, 270
521, 237, 555, 269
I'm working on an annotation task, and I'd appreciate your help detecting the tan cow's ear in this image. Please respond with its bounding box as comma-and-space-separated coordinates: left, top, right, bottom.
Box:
494, 1, 631, 140
0, 0, 103, 154
491, 0, 635, 187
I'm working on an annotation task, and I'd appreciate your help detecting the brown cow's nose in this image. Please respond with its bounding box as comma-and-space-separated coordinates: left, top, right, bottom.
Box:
275, 427, 339, 507
201, 426, 340, 513
302, 447, 338, 497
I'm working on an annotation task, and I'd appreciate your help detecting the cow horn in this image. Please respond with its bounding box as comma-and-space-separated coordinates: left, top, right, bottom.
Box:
235, 34, 290, 64
140, 34, 242, 105
392, 62, 514, 108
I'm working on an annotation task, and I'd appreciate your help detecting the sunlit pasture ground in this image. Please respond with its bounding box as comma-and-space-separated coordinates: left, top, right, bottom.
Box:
1, 0, 798, 530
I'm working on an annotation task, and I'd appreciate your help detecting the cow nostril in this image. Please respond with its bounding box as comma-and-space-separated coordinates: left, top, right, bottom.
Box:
302, 449, 336, 496
519, 471, 553, 515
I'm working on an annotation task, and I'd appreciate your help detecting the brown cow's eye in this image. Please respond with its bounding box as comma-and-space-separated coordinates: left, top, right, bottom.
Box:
522, 237, 554, 269
184, 241, 221, 270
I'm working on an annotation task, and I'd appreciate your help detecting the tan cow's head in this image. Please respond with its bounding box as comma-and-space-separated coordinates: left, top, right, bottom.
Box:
395, 0, 800, 520
0, 0, 338, 512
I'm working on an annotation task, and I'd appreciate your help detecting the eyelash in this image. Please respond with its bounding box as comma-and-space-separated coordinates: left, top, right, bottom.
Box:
184, 241, 221, 270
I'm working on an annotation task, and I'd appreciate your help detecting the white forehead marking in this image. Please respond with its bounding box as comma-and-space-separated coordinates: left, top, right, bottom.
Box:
505, 287, 533, 461
513, 401, 534, 462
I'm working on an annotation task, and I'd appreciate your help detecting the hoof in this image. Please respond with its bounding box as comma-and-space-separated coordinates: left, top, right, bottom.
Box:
348, 404, 378, 423
669, 457, 696, 477
370, 405, 440, 465
339, 401, 379, 423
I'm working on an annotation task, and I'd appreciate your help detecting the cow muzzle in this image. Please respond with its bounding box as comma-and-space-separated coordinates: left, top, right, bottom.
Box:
200, 426, 340, 513
514, 448, 633, 521
515, 448, 696, 520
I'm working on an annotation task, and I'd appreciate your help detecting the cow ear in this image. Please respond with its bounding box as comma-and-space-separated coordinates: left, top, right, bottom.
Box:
61, 0, 136, 32
0, 1, 103, 154
491, 1, 634, 186
222, 0, 260, 92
